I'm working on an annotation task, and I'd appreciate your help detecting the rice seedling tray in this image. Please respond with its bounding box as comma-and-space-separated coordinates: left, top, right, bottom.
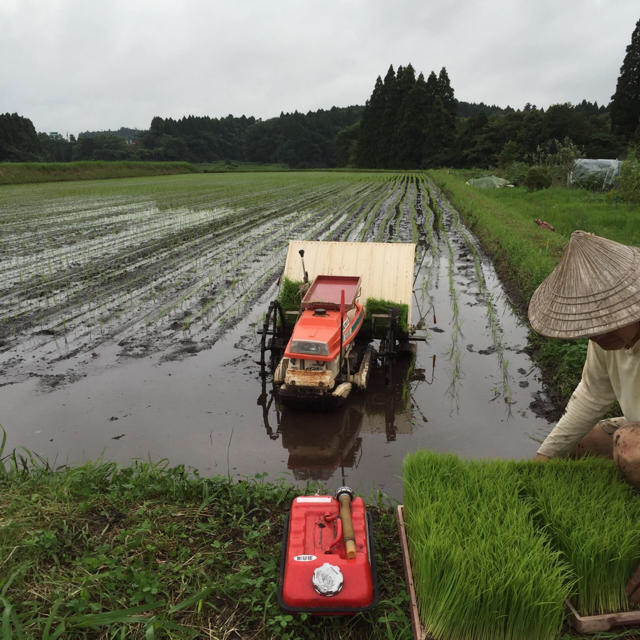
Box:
565, 598, 640, 633
398, 504, 640, 638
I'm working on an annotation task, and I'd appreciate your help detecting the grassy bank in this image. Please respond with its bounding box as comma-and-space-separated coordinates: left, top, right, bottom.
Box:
0, 161, 196, 185
196, 161, 290, 173
0, 161, 297, 185
0, 442, 410, 639
427, 171, 640, 403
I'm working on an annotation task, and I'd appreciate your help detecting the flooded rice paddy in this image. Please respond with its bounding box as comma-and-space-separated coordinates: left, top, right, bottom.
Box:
0, 172, 558, 500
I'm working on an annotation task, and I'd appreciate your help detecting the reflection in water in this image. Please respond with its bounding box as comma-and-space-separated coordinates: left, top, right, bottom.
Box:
257, 353, 416, 482
280, 405, 364, 481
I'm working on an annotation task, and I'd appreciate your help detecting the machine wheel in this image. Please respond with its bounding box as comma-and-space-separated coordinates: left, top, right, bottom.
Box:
259, 300, 287, 379
378, 308, 398, 386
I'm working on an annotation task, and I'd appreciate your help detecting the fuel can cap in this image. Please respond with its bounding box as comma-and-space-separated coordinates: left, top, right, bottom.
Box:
312, 562, 344, 596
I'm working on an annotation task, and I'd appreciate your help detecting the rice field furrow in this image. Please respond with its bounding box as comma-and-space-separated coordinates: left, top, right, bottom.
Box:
1, 183, 345, 314
359, 178, 404, 241
1, 172, 426, 384
2, 201, 320, 351
3, 182, 363, 358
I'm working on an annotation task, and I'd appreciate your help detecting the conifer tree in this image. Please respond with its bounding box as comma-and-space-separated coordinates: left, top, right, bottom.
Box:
357, 76, 385, 167
423, 97, 452, 167
437, 67, 457, 120
610, 19, 640, 143
357, 63, 459, 168
425, 71, 439, 109
394, 72, 428, 168
422, 69, 457, 166
0, 113, 41, 161
379, 65, 399, 167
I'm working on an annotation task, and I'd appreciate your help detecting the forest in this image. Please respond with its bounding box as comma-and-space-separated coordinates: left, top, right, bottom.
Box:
1, 95, 625, 171
1, 18, 638, 170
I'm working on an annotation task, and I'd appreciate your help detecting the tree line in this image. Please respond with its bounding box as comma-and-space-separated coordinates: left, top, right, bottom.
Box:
3, 95, 629, 170
0, 108, 364, 168
2, 19, 638, 169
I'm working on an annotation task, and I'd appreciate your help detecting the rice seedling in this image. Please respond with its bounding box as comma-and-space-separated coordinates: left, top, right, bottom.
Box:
404, 451, 640, 640
432, 197, 464, 396
358, 178, 400, 241
520, 457, 640, 616
375, 176, 408, 242
432, 181, 515, 404
403, 451, 572, 640
364, 298, 409, 335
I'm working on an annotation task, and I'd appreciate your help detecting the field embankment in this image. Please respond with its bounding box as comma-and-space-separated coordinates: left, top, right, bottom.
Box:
0, 161, 300, 185
0, 161, 196, 185
0, 449, 409, 639
428, 170, 640, 401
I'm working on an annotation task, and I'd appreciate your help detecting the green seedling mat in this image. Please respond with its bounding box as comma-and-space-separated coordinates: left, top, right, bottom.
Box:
398, 506, 640, 639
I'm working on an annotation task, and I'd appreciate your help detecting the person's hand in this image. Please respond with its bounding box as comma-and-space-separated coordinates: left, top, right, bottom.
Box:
534, 453, 550, 462
626, 563, 640, 603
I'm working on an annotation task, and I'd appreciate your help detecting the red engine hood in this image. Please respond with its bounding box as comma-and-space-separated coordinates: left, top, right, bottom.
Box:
285, 303, 363, 361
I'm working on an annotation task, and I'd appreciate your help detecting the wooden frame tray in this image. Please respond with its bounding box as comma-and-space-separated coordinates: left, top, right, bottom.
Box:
565, 598, 640, 633
396, 505, 428, 640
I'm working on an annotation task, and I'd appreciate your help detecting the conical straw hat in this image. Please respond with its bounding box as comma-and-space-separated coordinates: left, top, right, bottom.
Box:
528, 231, 640, 339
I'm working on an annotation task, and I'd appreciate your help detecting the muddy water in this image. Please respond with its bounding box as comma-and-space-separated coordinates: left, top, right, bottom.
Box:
0, 178, 558, 502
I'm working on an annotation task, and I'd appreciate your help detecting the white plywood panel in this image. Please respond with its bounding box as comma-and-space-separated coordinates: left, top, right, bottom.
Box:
283, 241, 415, 320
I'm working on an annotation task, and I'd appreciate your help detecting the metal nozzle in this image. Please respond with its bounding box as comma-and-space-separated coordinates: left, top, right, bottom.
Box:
336, 486, 354, 501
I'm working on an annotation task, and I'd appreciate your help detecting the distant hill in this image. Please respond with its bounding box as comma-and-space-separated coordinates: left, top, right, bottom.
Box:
456, 101, 513, 118
78, 127, 144, 143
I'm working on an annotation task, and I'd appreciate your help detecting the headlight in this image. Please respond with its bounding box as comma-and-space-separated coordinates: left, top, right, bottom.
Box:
289, 340, 330, 356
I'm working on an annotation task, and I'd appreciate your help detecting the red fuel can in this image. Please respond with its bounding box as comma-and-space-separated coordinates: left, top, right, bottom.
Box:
278, 489, 377, 614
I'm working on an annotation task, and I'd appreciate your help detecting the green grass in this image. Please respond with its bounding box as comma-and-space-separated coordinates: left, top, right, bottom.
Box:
403, 452, 640, 640
427, 171, 566, 301
0, 444, 411, 639
0, 161, 197, 185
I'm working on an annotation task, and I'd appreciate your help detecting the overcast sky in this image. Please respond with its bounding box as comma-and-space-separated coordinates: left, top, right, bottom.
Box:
1, 0, 638, 136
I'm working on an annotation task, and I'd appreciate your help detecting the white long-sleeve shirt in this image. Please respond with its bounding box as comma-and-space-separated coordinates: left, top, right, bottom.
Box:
537, 338, 640, 457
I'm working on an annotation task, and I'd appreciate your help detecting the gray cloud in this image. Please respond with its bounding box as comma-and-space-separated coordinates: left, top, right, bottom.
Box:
1, 0, 637, 135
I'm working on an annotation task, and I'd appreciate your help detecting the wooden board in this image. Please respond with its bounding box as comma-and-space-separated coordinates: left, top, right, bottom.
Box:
397, 505, 429, 640
566, 598, 640, 633
283, 241, 415, 324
